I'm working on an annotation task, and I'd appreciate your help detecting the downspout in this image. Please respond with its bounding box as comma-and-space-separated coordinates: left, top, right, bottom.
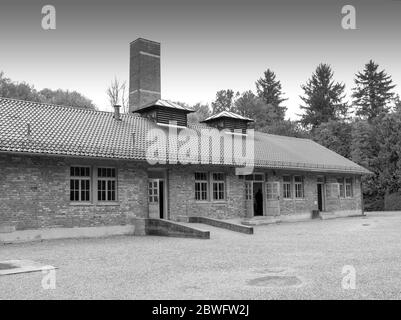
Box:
360, 176, 365, 216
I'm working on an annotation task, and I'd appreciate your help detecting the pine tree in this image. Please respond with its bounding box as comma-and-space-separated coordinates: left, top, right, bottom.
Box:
393, 94, 401, 113
255, 69, 287, 121
352, 60, 395, 120
299, 63, 349, 130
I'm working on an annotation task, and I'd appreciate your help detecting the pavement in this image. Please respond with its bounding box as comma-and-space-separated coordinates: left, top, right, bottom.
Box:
1, 211, 401, 299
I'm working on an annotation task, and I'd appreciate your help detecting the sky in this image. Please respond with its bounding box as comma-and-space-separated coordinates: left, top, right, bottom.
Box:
0, 0, 400, 119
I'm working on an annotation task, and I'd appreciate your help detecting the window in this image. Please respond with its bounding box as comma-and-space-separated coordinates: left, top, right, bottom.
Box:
70, 167, 91, 202
195, 172, 208, 201
294, 176, 304, 198
345, 178, 353, 198
245, 182, 252, 200
212, 173, 225, 201
266, 182, 279, 200
283, 176, 292, 199
148, 180, 159, 203
97, 168, 116, 201
337, 178, 345, 198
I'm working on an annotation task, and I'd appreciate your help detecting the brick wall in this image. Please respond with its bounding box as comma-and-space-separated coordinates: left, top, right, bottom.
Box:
0, 152, 363, 230
167, 167, 363, 220
324, 175, 362, 212
167, 165, 246, 220
0, 154, 148, 230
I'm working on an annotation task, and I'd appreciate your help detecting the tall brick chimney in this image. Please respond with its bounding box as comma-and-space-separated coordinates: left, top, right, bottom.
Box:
129, 38, 161, 113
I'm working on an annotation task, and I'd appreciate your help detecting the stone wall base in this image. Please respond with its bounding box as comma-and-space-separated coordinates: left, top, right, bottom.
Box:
0, 225, 135, 244
320, 209, 363, 220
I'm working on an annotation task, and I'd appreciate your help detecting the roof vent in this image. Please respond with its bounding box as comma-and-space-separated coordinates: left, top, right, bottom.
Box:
201, 111, 254, 133
134, 99, 194, 127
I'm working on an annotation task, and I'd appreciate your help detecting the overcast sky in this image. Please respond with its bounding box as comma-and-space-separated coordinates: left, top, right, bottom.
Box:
0, 0, 400, 119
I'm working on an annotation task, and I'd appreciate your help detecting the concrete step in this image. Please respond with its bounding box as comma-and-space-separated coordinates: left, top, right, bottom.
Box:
188, 216, 253, 234
241, 217, 281, 226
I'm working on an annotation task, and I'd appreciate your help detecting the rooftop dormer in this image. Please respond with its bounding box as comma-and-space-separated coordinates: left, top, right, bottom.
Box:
201, 111, 254, 133
134, 99, 194, 127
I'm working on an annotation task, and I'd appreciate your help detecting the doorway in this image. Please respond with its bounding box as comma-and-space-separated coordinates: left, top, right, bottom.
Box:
148, 169, 168, 219
317, 183, 324, 211
253, 182, 264, 216
159, 180, 164, 219
266, 181, 280, 216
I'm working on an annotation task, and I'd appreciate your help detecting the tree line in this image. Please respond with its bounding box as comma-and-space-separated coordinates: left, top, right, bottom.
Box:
0, 71, 96, 109
201, 60, 399, 211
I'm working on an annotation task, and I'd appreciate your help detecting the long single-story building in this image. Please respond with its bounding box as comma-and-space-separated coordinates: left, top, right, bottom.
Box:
0, 38, 370, 237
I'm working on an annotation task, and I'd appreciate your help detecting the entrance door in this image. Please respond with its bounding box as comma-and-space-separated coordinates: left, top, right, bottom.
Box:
245, 182, 253, 217
253, 182, 264, 216
317, 183, 323, 211
148, 179, 165, 219
266, 182, 280, 216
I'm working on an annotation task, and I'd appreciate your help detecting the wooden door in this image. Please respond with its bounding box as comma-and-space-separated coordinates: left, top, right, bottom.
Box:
266, 181, 280, 216
148, 179, 160, 218
245, 182, 253, 218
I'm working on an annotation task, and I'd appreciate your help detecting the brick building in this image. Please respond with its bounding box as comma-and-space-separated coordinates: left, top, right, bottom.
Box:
0, 38, 370, 236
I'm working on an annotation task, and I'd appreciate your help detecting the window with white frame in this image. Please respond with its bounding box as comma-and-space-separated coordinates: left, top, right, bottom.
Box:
70, 167, 91, 202
345, 177, 353, 197
294, 176, 304, 198
283, 175, 292, 199
212, 173, 225, 201
337, 178, 345, 198
97, 168, 116, 201
195, 172, 208, 201
148, 180, 159, 203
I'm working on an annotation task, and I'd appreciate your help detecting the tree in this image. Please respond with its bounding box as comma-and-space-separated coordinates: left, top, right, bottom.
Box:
258, 120, 309, 138
350, 119, 382, 210
352, 60, 396, 120
211, 89, 237, 114
39, 88, 96, 109
313, 120, 352, 159
256, 69, 287, 121
234, 91, 265, 120
299, 63, 349, 130
187, 103, 211, 123
0, 71, 96, 109
393, 94, 401, 113
0, 72, 42, 102
106, 77, 128, 113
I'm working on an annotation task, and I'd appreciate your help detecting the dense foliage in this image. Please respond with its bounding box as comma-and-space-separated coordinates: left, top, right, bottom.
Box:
0, 71, 96, 109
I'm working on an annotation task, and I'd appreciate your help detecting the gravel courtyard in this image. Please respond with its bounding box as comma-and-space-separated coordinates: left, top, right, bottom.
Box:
1, 211, 401, 300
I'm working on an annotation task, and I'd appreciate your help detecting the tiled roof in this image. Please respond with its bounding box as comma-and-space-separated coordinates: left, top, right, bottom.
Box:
136, 99, 194, 113
0, 97, 370, 174
203, 111, 254, 122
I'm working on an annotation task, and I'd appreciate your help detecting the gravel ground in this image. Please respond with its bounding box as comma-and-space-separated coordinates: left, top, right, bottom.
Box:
1, 211, 401, 299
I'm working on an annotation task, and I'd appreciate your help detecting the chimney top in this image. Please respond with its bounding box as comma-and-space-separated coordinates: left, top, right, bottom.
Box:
129, 38, 161, 113
113, 105, 121, 121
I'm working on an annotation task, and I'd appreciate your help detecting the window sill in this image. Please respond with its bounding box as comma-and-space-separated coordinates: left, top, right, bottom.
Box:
194, 200, 227, 204
69, 202, 93, 206
96, 202, 120, 206
69, 202, 120, 206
